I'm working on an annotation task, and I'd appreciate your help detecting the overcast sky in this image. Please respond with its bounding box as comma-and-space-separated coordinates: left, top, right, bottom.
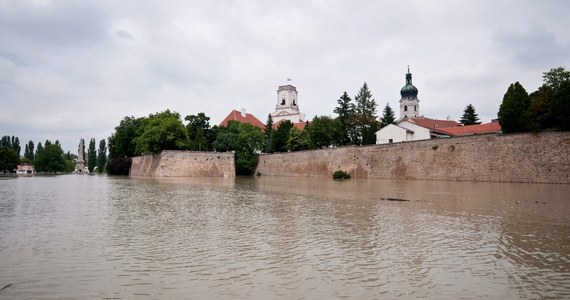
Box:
1, 0, 569, 153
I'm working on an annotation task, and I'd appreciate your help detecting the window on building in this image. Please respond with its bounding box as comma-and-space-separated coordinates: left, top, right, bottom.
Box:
404, 105, 408, 112
414, 105, 417, 111
388, 139, 393, 143
281, 99, 285, 105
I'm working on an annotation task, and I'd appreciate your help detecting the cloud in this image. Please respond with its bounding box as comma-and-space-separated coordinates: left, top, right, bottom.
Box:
0, 0, 568, 153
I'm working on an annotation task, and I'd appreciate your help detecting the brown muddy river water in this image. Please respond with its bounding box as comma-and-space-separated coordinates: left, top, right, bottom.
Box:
0, 175, 569, 299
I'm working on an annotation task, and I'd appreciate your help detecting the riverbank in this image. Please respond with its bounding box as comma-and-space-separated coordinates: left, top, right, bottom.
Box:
255, 131, 570, 184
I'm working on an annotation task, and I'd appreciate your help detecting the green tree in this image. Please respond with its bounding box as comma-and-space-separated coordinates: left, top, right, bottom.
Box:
379, 103, 396, 128
525, 85, 554, 131
106, 157, 132, 175
333, 92, 356, 145
460, 104, 482, 125
213, 121, 264, 175
185, 112, 213, 151
87, 138, 97, 173
551, 81, 570, 130
543, 67, 570, 93
34, 144, 66, 173
24, 140, 35, 160
287, 127, 311, 151
35, 142, 43, 157
97, 139, 107, 173
1, 135, 20, 156
498, 82, 530, 133
307, 115, 341, 149
133, 110, 189, 155
271, 120, 293, 152
0, 147, 19, 173
354, 82, 378, 145
108, 116, 144, 159
264, 114, 274, 153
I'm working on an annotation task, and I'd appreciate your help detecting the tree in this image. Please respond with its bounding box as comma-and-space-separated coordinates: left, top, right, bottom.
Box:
24, 140, 35, 161
213, 121, 264, 175
354, 82, 378, 145
1, 135, 20, 156
333, 92, 356, 145
264, 114, 274, 153
287, 127, 311, 151
133, 110, 189, 155
498, 82, 531, 133
34, 144, 66, 173
87, 138, 97, 173
97, 139, 107, 173
460, 104, 482, 125
271, 120, 293, 152
108, 116, 144, 159
35, 142, 43, 157
551, 80, 570, 130
379, 103, 396, 128
543, 67, 570, 94
185, 112, 213, 151
0, 147, 19, 173
106, 157, 132, 175
525, 85, 554, 131
307, 115, 341, 149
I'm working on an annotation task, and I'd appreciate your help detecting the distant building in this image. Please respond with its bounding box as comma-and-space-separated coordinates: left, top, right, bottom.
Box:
376, 117, 459, 144
219, 109, 265, 129
16, 164, 34, 176
272, 119, 308, 130
270, 84, 306, 123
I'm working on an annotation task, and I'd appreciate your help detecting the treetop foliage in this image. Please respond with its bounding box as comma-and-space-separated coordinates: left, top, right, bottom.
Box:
460, 104, 481, 125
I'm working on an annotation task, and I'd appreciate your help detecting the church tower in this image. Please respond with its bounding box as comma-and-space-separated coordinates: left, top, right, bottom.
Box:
270, 84, 305, 123
399, 67, 420, 119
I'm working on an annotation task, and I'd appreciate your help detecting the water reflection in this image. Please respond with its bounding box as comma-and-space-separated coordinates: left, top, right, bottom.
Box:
0, 175, 568, 299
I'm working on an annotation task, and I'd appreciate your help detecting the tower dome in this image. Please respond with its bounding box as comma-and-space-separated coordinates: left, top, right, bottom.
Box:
400, 69, 418, 98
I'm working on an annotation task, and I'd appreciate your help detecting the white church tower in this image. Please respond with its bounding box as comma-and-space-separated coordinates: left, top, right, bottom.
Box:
399, 67, 420, 119
270, 84, 305, 123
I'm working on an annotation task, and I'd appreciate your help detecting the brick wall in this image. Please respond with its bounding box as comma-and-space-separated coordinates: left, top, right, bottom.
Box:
130, 150, 235, 178
255, 132, 570, 184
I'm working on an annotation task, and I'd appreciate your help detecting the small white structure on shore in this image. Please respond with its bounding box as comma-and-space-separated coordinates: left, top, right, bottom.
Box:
74, 138, 88, 173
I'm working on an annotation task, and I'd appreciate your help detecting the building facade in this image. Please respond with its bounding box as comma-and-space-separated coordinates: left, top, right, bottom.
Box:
270, 85, 306, 123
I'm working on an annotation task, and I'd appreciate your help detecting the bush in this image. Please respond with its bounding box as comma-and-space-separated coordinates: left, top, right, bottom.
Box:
333, 170, 351, 180
106, 157, 132, 175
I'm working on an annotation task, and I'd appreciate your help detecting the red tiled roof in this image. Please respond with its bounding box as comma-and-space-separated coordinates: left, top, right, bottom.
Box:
272, 119, 308, 130
219, 110, 265, 129
436, 122, 502, 136
409, 117, 460, 129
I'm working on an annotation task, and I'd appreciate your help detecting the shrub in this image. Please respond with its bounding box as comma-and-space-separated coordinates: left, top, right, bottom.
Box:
106, 157, 132, 175
333, 170, 351, 180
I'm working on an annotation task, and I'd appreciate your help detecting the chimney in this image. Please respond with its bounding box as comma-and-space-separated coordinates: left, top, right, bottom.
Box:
240, 108, 246, 118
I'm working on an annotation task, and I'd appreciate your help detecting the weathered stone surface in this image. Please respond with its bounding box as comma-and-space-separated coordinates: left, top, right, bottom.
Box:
130, 151, 235, 178
255, 132, 570, 184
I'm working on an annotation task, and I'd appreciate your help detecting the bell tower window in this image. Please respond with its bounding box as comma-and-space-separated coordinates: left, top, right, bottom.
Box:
404, 105, 408, 112
281, 98, 285, 105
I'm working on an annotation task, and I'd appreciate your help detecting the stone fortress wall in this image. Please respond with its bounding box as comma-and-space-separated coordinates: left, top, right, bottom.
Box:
130, 150, 235, 178
255, 132, 570, 184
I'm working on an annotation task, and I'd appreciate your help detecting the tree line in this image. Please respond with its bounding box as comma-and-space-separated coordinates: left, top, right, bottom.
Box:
498, 67, 570, 133
0, 135, 107, 174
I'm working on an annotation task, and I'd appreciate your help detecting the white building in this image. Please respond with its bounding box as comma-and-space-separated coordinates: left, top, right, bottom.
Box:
270, 84, 306, 123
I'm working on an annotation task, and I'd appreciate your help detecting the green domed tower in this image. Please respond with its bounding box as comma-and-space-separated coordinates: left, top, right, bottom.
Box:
399, 67, 420, 119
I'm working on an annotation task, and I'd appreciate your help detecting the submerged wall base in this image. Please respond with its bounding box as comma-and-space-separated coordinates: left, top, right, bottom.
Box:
130, 151, 235, 178
255, 132, 570, 184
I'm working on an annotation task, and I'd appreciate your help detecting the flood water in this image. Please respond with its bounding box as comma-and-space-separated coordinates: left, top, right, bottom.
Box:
0, 175, 569, 299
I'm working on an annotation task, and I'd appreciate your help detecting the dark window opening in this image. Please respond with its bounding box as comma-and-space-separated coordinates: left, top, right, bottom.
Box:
404, 105, 408, 112
389, 138, 393, 143
281, 99, 285, 105
414, 105, 417, 111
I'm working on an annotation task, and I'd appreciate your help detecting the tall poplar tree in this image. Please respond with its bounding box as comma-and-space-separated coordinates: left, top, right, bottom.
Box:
87, 138, 97, 173
264, 114, 274, 153
97, 139, 107, 173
